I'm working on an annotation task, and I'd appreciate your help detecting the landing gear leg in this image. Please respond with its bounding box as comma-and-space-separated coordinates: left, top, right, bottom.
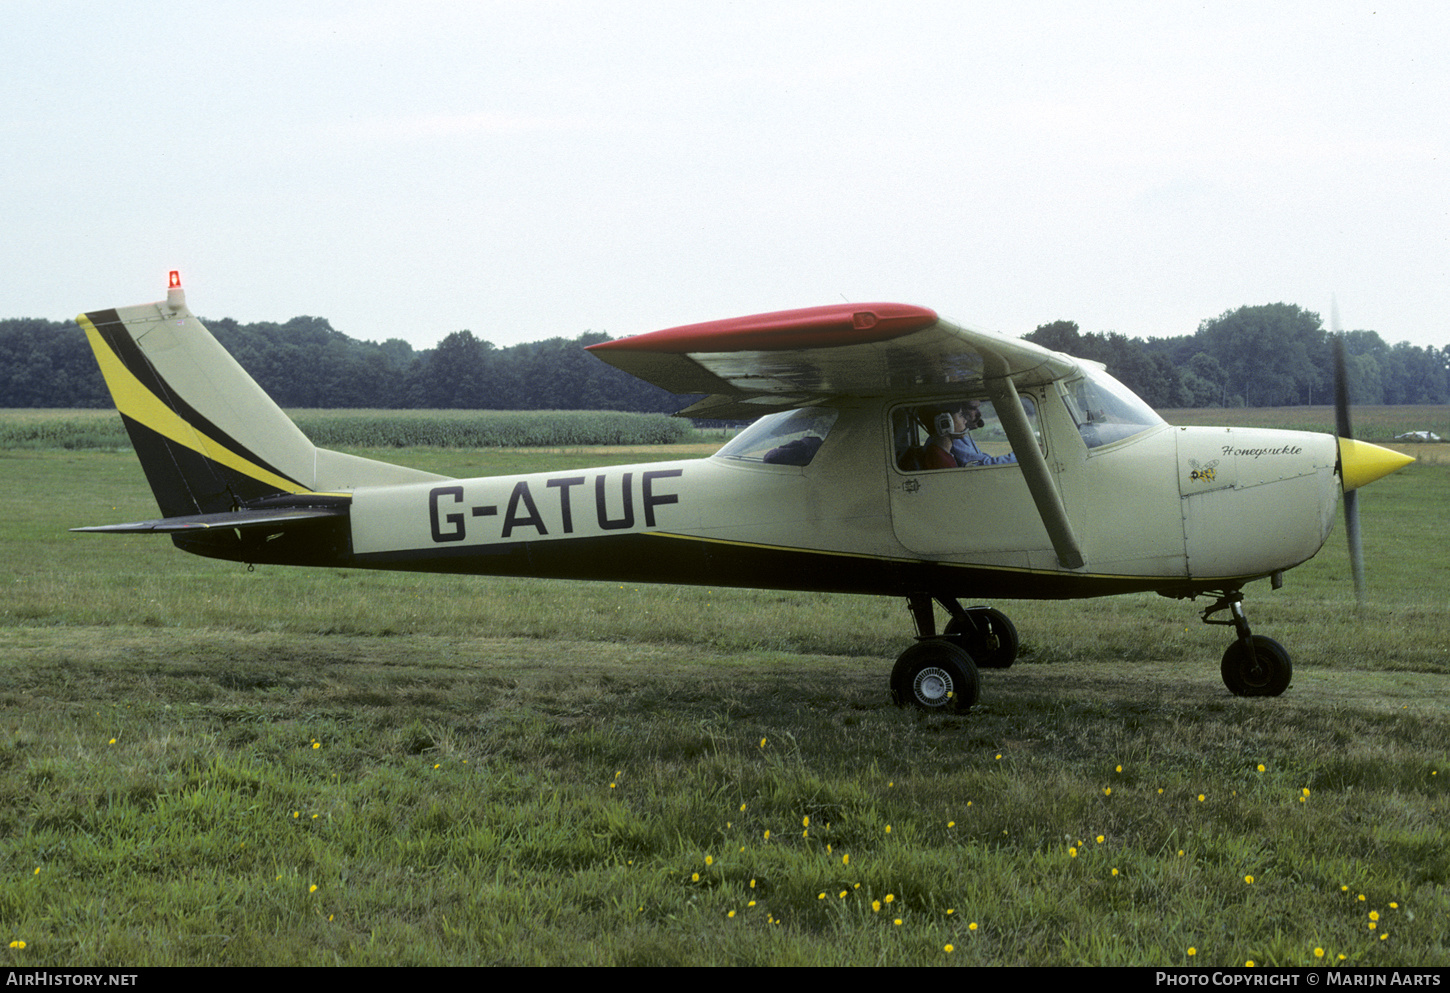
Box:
889, 594, 982, 714
1201, 592, 1292, 697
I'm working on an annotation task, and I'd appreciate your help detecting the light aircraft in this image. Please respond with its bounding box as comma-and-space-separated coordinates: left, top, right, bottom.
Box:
74, 273, 1414, 713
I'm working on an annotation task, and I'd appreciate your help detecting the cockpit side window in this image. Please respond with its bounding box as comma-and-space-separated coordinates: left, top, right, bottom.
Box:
716, 407, 839, 467
892, 397, 1036, 472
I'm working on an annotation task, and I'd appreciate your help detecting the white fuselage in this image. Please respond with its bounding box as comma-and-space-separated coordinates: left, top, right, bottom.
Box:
346, 391, 1342, 600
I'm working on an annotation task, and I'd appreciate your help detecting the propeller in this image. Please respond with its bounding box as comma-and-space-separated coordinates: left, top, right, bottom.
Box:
1330, 302, 1415, 605
1330, 302, 1366, 604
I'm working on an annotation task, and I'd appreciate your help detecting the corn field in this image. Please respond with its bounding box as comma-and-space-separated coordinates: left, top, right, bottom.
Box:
0, 408, 693, 450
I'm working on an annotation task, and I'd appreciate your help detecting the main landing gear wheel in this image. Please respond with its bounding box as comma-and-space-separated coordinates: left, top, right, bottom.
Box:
1221, 635, 1292, 697
945, 607, 1020, 669
890, 640, 980, 714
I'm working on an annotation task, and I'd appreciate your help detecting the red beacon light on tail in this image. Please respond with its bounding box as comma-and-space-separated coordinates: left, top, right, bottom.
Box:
165, 270, 186, 313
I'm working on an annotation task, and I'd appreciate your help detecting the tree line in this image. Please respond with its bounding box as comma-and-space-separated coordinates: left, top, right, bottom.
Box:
3, 303, 1446, 412
0, 317, 689, 412
1027, 303, 1449, 408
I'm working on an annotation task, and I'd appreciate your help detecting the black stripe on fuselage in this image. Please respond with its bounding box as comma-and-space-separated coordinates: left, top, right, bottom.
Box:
350, 532, 1180, 600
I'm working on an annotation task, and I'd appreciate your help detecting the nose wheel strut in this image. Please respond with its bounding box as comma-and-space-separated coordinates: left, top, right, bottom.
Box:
1201, 591, 1292, 697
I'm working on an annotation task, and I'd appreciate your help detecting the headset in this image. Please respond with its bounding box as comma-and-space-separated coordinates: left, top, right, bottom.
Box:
924, 402, 985, 437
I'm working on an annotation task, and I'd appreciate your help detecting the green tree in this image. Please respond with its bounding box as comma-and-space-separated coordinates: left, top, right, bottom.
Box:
1194, 304, 1325, 406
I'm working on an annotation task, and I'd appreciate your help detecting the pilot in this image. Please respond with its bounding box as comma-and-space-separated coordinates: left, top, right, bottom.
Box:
951, 401, 1017, 467
901, 401, 1018, 470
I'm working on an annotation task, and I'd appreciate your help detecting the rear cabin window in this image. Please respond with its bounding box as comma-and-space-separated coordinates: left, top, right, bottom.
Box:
892, 397, 1036, 471
715, 407, 839, 467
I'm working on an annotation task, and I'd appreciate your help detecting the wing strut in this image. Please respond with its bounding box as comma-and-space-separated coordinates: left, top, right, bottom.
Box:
983, 365, 1085, 570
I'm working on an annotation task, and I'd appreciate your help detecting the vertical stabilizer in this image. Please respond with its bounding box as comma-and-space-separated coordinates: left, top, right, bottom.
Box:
79, 273, 322, 517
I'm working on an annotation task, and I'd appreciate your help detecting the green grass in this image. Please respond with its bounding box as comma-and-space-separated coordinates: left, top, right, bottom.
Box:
1158, 404, 1450, 442
1, 435, 1447, 966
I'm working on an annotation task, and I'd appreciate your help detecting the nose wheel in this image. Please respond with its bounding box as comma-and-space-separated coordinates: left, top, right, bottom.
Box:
1202, 592, 1292, 697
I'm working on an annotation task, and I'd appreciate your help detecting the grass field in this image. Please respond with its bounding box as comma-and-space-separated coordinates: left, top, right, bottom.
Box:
1, 419, 1447, 966
1157, 404, 1450, 442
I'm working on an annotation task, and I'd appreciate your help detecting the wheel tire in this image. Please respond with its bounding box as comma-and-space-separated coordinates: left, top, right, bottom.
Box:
890, 640, 980, 713
945, 607, 1020, 669
1221, 635, 1292, 697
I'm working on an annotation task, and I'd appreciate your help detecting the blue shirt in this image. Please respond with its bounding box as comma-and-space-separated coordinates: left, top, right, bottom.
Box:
951, 434, 1017, 467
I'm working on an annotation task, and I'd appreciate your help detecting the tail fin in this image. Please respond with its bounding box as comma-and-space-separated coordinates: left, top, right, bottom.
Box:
79, 272, 442, 519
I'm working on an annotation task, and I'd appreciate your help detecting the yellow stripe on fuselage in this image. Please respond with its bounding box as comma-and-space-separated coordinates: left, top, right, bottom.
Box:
78, 313, 309, 496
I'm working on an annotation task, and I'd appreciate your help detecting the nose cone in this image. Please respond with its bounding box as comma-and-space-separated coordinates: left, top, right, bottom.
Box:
1339, 438, 1415, 491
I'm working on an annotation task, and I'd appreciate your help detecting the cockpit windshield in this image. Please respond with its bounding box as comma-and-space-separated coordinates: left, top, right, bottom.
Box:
715, 407, 839, 467
1060, 368, 1165, 449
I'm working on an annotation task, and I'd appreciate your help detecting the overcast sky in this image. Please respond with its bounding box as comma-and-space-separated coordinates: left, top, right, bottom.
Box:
4, 0, 1447, 353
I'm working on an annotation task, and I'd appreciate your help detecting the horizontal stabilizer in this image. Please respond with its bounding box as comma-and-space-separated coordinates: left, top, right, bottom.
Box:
71, 505, 348, 535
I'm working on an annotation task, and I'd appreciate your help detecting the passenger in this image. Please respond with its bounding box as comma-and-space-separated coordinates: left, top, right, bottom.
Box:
899, 401, 1018, 470
901, 404, 963, 470
762, 435, 823, 466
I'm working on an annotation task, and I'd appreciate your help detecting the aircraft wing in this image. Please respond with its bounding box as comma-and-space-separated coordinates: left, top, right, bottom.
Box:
591, 302, 1090, 569
587, 303, 1082, 417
